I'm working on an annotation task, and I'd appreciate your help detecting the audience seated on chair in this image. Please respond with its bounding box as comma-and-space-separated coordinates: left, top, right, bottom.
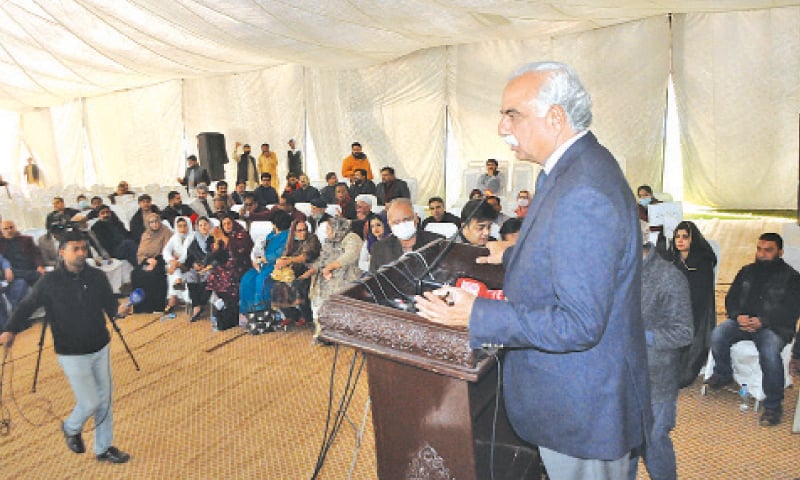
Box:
368, 198, 442, 274
161, 216, 193, 319
420, 196, 461, 231
0, 220, 44, 311
108, 180, 135, 205
188, 183, 214, 218
456, 199, 497, 247
91, 205, 138, 267
0, 253, 12, 329
160, 191, 195, 227
45, 196, 79, 231
131, 212, 171, 314
486, 195, 510, 227
308, 197, 332, 234
129, 194, 161, 244
319, 172, 339, 205
239, 210, 292, 317
271, 219, 321, 328
206, 214, 254, 331
499, 218, 522, 244
636, 185, 661, 223
705, 232, 800, 427
358, 215, 389, 272
475, 158, 505, 197
664, 220, 718, 388
513, 190, 531, 218
374, 166, 410, 206
183, 217, 214, 322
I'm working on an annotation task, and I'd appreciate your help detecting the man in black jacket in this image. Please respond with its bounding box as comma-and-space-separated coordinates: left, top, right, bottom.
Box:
1, 230, 131, 463
706, 232, 800, 426
91, 205, 138, 266
129, 194, 161, 243
160, 191, 194, 227
177, 155, 210, 193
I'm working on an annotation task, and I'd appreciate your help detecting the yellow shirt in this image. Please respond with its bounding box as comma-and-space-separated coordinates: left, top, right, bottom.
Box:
258, 151, 278, 183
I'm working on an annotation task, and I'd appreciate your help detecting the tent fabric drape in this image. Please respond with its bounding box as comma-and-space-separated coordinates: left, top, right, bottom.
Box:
182, 64, 305, 187
84, 80, 184, 188
673, 7, 800, 209
305, 48, 447, 203
446, 16, 670, 202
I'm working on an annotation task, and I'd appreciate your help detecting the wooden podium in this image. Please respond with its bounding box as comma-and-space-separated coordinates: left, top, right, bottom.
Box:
318, 240, 542, 480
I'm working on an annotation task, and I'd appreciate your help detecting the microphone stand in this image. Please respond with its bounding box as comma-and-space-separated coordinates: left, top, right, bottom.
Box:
110, 312, 140, 371
31, 319, 48, 393
415, 197, 488, 295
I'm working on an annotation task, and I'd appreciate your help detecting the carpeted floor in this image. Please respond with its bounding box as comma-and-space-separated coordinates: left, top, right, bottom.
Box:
1, 219, 799, 479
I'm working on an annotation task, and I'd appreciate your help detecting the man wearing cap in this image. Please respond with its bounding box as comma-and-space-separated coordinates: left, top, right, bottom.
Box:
233, 142, 258, 190
287, 139, 303, 177
351, 194, 377, 240
308, 197, 332, 234
129, 194, 161, 243
177, 155, 210, 192
189, 183, 214, 217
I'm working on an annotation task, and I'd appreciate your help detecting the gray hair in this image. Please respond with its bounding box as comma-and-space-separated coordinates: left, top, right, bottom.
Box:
511, 61, 592, 131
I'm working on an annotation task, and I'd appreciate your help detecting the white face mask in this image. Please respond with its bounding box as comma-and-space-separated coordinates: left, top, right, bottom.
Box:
502, 134, 519, 147
391, 220, 417, 241
517, 198, 530, 207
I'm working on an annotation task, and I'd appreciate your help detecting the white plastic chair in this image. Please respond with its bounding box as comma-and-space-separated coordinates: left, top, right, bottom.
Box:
424, 222, 458, 238
249, 221, 274, 241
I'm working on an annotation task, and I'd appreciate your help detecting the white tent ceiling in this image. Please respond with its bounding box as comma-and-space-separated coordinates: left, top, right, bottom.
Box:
2, 0, 799, 110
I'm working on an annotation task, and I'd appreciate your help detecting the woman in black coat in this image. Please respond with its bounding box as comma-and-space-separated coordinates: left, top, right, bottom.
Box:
667, 220, 717, 388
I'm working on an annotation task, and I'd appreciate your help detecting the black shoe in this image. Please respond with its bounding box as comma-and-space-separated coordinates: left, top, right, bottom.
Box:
96, 446, 130, 463
759, 407, 782, 427
62, 423, 85, 454
704, 373, 734, 390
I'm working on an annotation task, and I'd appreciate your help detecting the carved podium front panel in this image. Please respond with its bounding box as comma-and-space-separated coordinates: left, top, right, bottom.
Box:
319, 241, 542, 480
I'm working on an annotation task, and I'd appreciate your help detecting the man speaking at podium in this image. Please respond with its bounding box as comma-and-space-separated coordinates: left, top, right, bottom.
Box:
416, 62, 650, 479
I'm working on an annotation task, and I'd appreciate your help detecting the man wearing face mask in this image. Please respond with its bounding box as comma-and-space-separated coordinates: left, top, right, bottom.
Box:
368, 198, 442, 274
706, 232, 800, 427
341, 142, 374, 182
513, 190, 531, 218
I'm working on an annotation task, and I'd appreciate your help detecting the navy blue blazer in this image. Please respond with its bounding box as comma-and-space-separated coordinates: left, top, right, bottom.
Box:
470, 132, 651, 460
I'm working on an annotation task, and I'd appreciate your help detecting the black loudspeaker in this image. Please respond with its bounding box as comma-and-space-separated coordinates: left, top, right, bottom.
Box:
197, 132, 228, 181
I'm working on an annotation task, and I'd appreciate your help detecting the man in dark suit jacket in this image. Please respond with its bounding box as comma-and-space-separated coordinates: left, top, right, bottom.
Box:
374, 166, 410, 206
177, 155, 210, 192
369, 198, 442, 273
416, 62, 650, 477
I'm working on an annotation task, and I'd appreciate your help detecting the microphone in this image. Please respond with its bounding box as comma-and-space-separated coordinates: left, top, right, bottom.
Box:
415, 196, 489, 294
117, 288, 145, 317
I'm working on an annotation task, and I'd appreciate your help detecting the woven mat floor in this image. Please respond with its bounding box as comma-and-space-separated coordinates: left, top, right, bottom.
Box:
1, 218, 799, 479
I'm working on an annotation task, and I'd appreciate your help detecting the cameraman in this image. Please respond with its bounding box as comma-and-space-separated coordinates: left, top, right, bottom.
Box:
0, 230, 132, 463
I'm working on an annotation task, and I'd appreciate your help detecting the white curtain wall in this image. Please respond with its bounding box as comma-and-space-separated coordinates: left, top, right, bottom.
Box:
673, 7, 800, 209
183, 64, 305, 186
84, 80, 184, 188
3, 8, 799, 211
306, 48, 447, 203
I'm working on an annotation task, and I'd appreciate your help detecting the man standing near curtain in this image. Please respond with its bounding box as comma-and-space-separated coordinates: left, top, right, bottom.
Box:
416, 61, 650, 479
232, 142, 258, 191
258, 143, 278, 185
287, 139, 303, 177
0, 230, 132, 463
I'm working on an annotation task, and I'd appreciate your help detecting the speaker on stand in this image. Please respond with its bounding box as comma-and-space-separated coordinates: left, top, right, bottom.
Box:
197, 132, 228, 181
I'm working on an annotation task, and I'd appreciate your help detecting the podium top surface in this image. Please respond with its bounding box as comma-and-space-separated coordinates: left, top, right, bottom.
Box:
318, 240, 505, 382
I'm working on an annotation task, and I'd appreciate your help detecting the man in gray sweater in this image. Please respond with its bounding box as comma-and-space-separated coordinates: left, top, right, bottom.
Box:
630, 223, 693, 480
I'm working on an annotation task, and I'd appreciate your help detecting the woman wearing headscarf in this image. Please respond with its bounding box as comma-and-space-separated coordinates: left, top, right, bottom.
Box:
272, 219, 322, 327
206, 214, 254, 330
183, 217, 214, 321
161, 216, 193, 319
310, 217, 363, 340
239, 210, 292, 316
667, 220, 718, 388
131, 212, 172, 313
357, 214, 389, 272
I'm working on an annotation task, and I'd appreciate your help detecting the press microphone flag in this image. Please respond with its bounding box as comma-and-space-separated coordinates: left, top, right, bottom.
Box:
126, 288, 145, 307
